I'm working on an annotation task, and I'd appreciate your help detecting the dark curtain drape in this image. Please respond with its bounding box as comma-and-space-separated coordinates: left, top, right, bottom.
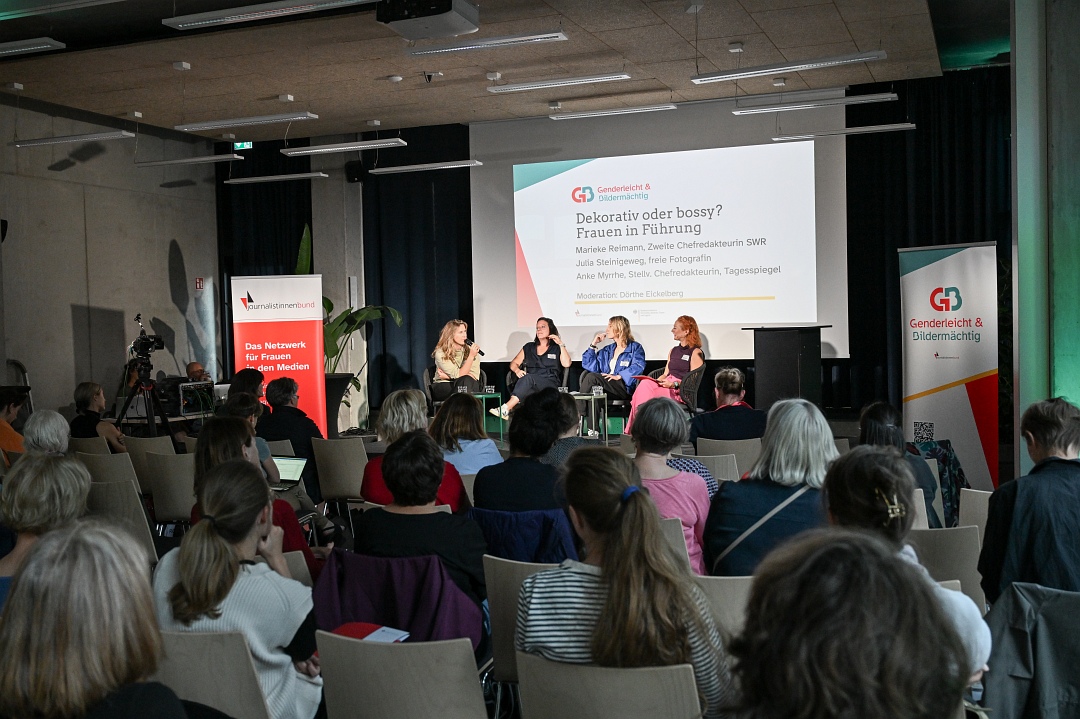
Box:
360, 124, 473, 407
845, 67, 1011, 441
215, 139, 312, 373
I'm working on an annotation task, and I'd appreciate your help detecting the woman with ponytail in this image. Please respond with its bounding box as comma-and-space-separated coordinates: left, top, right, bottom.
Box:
515, 447, 732, 717
154, 460, 323, 719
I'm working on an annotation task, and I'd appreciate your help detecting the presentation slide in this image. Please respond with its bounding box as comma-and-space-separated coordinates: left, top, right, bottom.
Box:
512, 143, 817, 329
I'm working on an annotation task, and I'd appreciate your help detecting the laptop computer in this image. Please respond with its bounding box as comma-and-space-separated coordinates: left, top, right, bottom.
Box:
269, 456, 307, 491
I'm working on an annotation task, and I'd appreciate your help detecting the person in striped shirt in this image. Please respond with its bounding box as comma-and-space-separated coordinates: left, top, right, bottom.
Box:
515, 447, 733, 717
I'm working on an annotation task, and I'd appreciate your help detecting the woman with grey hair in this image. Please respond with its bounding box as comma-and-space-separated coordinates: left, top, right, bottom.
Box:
22, 410, 70, 454
703, 398, 836, 576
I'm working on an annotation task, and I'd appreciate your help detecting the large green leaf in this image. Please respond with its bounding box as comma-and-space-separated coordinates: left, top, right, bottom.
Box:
323, 304, 402, 372
294, 224, 313, 275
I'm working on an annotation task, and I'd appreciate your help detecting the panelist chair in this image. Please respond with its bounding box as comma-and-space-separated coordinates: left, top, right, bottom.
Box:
648, 367, 706, 415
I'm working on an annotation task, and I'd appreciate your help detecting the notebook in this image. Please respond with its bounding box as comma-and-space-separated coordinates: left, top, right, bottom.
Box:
269, 456, 307, 490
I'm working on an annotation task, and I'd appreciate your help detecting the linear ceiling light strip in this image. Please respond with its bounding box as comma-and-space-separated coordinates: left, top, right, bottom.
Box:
280, 138, 407, 156
488, 73, 631, 94
368, 160, 481, 175
136, 154, 244, 167
175, 111, 318, 132
162, 0, 377, 29
731, 92, 898, 115
0, 37, 66, 56
224, 172, 329, 184
692, 50, 887, 84
408, 31, 568, 56
550, 103, 677, 120
772, 122, 916, 142
9, 130, 135, 147
0, 0, 125, 21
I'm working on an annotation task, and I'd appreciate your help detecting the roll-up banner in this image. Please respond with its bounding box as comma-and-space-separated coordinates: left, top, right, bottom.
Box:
899, 243, 997, 489
231, 275, 327, 437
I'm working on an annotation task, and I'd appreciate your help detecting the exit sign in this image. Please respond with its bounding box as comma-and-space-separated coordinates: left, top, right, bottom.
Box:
233, 141, 253, 150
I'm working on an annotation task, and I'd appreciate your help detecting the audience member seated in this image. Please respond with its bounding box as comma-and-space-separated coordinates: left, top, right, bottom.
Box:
703, 398, 835, 576
540, 391, 597, 467
0, 386, 28, 466
361, 389, 468, 512
22, 409, 70, 454
186, 361, 213, 383
194, 417, 326, 582
70, 381, 127, 453
726, 529, 971, 719
516, 447, 733, 718
474, 388, 562, 511
859, 400, 941, 527
257, 377, 323, 503
225, 392, 335, 542
688, 367, 767, 451
632, 398, 711, 574
979, 397, 1080, 603
155, 460, 322, 719
824, 445, 991, 676
353, 430, 487, 606
0, 519, 189, 719
0, 453, 91, 609
429, 392, 503, 476
216, 368, 265, 418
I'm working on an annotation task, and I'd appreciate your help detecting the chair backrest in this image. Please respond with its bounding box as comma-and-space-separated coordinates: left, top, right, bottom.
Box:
677, 364, 706, 413
154, 631, 271, 719
660, 517, 691, 570
144, 452, 196, 523
697, 437, 762, 477
672, 453, 738, 482
183, 435, 199, 454
421, 366, 437, 407
926, 458, 946, 526
834, 437, 851, 455
85, 480, 158, 566
959, 488, 992, 543
318, 632, 486, 719
461, 473, 476, 505
312, 437, 367, 501
124, 435, 175, 495
907, 526, 986, 612
483, 555, 557, 683
265, 439, 295, 457
912, 488, 930, 529
938, 579, 962, 592
284, 549, 313, 587
76, 451, 143, 491
619, 433, 635, 456
694, 574, 755, 637
516, 651, 700, 719
68, 435, 110, 455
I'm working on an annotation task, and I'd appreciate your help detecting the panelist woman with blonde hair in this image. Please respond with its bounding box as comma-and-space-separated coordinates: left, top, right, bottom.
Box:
431, 319, 482, 402
580, 315, 646, 402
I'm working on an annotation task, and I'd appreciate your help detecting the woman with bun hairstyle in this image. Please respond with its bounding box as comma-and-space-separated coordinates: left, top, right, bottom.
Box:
154, 460, 322, 719
431, 319, 482, 402
624, 315, 704, 434
515, 446, 733, 717
490, 317, 571, 421
689, 367, 768, 451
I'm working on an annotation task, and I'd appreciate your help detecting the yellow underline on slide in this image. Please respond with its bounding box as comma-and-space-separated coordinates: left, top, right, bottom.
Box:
903, 369, 998, 403
574, 296, 775, 305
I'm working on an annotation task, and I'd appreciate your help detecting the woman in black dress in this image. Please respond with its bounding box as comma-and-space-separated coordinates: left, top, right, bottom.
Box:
490, 317, 571, 420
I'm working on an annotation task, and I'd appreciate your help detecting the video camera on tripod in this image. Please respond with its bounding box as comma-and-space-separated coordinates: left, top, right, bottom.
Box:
128, 313, 164, 389
117, 313, 174, 440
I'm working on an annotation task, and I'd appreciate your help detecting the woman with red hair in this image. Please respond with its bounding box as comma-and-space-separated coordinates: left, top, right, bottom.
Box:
624, 316, 704, 434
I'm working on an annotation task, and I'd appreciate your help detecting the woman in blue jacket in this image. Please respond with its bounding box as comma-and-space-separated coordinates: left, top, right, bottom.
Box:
580, 316, 646, 402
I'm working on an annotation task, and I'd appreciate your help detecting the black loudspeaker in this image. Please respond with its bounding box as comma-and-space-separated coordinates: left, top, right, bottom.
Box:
1, 219, 7, 243
345, 160, 366, 184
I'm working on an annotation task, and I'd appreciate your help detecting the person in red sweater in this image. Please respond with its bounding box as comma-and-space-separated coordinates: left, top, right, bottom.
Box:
361, 389, 469, 513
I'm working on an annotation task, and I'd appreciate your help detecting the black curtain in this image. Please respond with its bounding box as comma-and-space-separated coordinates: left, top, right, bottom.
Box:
360, 124, 474, 407
215, 139, 312, 373
845, 67, 1011, 441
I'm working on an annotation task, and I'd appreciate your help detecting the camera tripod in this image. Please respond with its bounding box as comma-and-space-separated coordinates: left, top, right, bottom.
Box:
115, 359, 177, 441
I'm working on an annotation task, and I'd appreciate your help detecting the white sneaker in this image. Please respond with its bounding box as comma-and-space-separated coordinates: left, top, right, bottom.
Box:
488, 404, 509, 420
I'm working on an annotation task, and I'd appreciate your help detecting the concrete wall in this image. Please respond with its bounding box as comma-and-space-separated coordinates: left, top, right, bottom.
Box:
0, 98, 219, 413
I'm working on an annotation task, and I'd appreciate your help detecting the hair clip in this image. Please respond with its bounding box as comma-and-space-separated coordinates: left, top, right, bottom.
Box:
875, 488, 906, 522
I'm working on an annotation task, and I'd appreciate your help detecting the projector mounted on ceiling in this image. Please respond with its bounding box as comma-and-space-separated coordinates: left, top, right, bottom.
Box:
376, 0, 479, 40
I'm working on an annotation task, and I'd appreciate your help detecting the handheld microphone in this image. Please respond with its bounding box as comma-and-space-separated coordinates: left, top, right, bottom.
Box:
465, 339, 485, 357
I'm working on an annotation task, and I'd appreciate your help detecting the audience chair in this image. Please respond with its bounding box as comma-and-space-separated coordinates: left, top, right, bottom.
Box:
68, 436, 110, 454
155, 631, 271, 719
619, 433, 635, 456
124, 435, 175, 497
265, 439, 295, 456
318, 632, 486, 719
834, 437, 851, 455
182, 435, 198, 454
86, 479, 158, 566
672, 452, 738, 482
959, 488, 992, 543
660, 517, 692, 570
694, 574, 754, 637
697, 438, 762, 477
144, 452, 195, 530
484, 555, 557, 713
312, 437, 368, 535
939, 579, 962, 592
76, 451, 143, 491
461, 473, 476, 506
283, 550, 313, 587
907, 526, 985, 613
912, 488, 930, 529
517, 651, 700, 719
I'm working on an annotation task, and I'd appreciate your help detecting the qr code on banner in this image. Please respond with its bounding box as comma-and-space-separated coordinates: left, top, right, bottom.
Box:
913, 421, 935, 443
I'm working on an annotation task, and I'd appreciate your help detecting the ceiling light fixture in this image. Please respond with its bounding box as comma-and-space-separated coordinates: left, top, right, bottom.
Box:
408, 30, 568, 56
550, 103, 677, 120
280, 138, 407, 156
772, 122, 916, 142
136, 154, 244, 167
368, 160, 482, 175
488, 73, 631, 94
0, 37, 66, 56
224, 172, 330, 184
0, 0, 125, 21
733, 92, 898, 115
9, 130, 134, 148
163, 0, 377, 29
174, 111, 318, 132
692, 49, 887, 84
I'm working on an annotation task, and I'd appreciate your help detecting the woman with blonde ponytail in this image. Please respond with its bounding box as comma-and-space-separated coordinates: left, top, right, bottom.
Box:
153, 460, 323, 719
515, 447, 733, 717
